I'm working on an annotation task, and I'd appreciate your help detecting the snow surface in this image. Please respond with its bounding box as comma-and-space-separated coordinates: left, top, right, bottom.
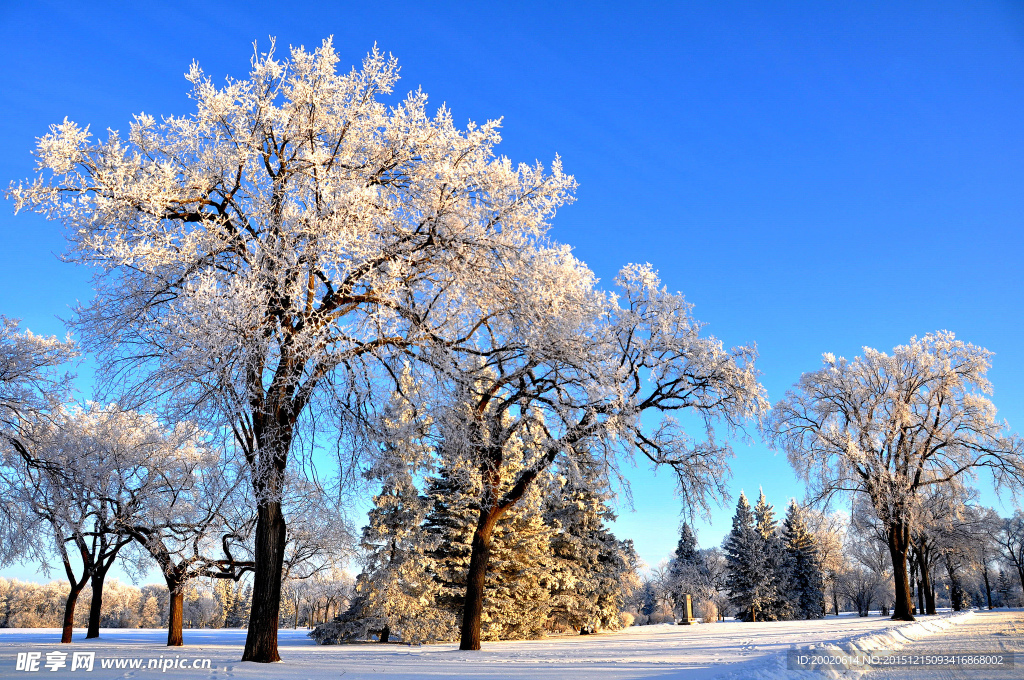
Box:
0, 611, 1010, 679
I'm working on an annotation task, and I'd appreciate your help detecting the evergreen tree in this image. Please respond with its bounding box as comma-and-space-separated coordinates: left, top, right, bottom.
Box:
667, 522, 712, 617
997, 570, 1014, 607
782, 500, 825, 619
224, 583, 251, 628
545, 470, 638, 632
754, 489, 794, 620
313, 372, 447, 644
724, 491, 771, 621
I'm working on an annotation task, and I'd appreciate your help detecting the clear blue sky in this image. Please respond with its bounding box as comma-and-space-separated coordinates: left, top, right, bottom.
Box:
1, 1, 1022, 581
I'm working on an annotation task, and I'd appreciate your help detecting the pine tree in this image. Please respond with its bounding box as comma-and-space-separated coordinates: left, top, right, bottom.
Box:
997, 570, 1014, 607
545, 471, 638, 632
754, 489, 794, 620
224, 582, 250, 628
420, 439, 554, 641
667, 522, 712, 617
724, 491, 772, 621
782, 500, 825, 619
313, 371, 446, 644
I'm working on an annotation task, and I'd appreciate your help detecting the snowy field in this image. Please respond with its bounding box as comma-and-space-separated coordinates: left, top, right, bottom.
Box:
0, 611, 1017, 679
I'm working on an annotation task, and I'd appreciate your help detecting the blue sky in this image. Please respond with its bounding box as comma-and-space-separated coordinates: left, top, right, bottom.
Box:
1, 1, 1023, 581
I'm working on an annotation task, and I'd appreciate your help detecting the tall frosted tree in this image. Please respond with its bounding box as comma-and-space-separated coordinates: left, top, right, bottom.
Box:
782, 500, 825, 619
9, 40, 578, 662
769, 333, 1024, 620
753, 490, 792, 621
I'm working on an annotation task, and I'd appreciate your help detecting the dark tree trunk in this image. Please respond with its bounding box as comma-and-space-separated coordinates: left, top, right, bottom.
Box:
886, 522, 915, 621
60, 584, 85, 644
459, 508, 500, 650
914, 544, 937, 615
86, 570, 107, 638
380, 624, 390, 643
983, 563, 993, 610
242, 497, 287, 662
832, 587, 839, 616
922, 567, 936, 615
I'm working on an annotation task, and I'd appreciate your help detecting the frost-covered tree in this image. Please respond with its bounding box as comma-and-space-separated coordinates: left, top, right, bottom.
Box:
544, 470, 637, 633
995, 511, 1024, 599
667, 522, 712, 617
414, 264, 766, 648
415, 424, 556, 643
804, 509, 848, 616
0, 318, 76, 564
9, 40, 578, 662
768, 333, 1024, 620
124, 438, 256, 646
781, 501, 825, 619
0, 405, 165, 642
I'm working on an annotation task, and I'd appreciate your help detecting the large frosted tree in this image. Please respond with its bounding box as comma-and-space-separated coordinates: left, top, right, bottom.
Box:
9, 41, 576, 661
768, 332, 1024, 620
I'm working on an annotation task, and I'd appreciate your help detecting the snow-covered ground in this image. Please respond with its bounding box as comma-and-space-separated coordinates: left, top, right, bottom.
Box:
0, 611, 1015, 679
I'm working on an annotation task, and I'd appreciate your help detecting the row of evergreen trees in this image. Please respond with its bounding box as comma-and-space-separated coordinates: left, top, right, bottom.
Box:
311, 431, 638, 644
723, 490, 825, 621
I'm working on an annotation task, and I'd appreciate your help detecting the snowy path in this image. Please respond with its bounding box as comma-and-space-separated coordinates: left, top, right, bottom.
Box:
0, 614, 973, 679
865, 609, 1024, 680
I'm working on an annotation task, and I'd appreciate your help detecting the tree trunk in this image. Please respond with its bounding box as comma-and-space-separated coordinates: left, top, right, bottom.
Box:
983, 563, 993, 610
831, 587, 839, 616
459, 507, 500, 650
166, 577, 184, 647
914, 545, 937, 615
380, 624, 390, 643
60, 584, 85, 644
886, 522, 915, 621
242, 497, 287, 662
86, 571, 107, 638
922, 567, 936, 615
945, 557, 964, 611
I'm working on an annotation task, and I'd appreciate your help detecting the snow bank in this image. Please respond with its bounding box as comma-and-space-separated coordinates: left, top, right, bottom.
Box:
713, 610, 976, 679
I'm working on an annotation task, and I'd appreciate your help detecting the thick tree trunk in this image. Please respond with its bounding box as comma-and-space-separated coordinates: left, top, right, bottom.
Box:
886, 523, 915, 621
166, 578, 184, 646
831, 587, 839, 616
86, 571, 107, 638
60, 584, 84, 643
242, 497, 287, 662
459, 508, 500, 650
380, 624, 390, 643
